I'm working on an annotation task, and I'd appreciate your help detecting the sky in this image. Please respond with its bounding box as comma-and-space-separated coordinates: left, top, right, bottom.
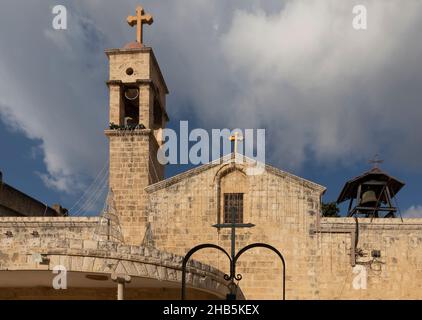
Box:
0, 0, 421, 217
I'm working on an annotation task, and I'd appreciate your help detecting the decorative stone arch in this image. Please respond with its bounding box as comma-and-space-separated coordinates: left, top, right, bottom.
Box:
0, 239, 230, 299
214, 164, 249, 226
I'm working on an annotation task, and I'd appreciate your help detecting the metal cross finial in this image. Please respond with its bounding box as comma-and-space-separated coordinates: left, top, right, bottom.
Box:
369, 153, 384, 168
229, 132, 244, 155
127, 6, 153, 44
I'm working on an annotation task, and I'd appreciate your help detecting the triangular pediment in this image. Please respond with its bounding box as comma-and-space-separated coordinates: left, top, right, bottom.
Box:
145, 153, 326, 194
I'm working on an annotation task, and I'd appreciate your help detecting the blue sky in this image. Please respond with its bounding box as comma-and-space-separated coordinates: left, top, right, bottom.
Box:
0, 0, 421, 217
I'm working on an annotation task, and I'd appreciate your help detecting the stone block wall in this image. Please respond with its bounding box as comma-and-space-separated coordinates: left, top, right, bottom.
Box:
0, 217, 228, 300
146, 161, 324, 299
1, 188, 422, 299
314, 217, 422, 299
145, 160, 422, 299
106, 130, 158, 245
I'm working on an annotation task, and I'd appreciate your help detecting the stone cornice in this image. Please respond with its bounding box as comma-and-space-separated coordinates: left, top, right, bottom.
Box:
106, 79, 153, 87
104, 129, 153, 137
105, 46, 169, 94
105, 47, 153, 56
320, 217, 422, 231
0, 216, 99, 227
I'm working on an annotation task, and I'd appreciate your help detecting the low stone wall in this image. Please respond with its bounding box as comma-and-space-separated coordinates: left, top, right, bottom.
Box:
0, 217, 229, 299
314, 217, 422, 299
3, 215, 421, 299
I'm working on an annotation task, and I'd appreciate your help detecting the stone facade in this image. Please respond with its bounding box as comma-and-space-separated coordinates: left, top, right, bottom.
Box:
145, 157, 324, 299
1, 186, 422, 299
142, 157, 422, 299
99, 44, 422, 299
1, 43, 422, 300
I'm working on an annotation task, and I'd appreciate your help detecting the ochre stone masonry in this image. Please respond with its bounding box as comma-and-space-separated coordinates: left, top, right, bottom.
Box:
1, 41, 421, 300
316, 218, 422, 299
0, 217, 228, 299
145, 158, 422, 299
106, 46, 167, 245
102, 43, 421, 299
107, 129, 159, 244
146, 159, 324, 299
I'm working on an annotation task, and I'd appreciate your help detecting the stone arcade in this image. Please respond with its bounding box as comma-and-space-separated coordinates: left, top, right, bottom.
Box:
1, 6, 422, 300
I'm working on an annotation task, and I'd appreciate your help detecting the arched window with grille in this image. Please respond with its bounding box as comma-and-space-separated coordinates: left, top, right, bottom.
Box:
216, 167, 248, 225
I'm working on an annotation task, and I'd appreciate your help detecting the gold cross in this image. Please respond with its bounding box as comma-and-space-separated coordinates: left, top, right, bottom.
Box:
127, 6, 153, 44
229, 132, 244, 155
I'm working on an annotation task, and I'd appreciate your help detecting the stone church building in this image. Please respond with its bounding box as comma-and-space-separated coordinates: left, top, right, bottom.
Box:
0, 6, 422, 300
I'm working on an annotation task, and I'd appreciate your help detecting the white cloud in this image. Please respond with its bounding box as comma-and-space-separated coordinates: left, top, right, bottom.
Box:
0, 2, 108, 193
402, 205, 422, 218
1, 0, 422, 196
219, 0, 422, 169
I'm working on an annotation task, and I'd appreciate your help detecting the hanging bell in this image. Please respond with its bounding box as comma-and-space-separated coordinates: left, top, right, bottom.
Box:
360, 190, 377, 206
124, 117, 135, 127
124, 88, 139, 100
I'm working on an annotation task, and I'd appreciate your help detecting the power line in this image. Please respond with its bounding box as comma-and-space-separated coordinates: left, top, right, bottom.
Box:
68, 160, 109, 214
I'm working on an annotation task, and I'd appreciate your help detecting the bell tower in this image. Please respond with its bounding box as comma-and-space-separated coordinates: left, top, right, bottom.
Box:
105, 5, 169, 244
336, 156, 405, 218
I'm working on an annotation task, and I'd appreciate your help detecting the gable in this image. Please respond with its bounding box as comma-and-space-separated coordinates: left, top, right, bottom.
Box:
145, 153, 326, 195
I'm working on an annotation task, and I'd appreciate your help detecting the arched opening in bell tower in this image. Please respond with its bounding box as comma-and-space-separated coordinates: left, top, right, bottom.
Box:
122, 85, 140, 127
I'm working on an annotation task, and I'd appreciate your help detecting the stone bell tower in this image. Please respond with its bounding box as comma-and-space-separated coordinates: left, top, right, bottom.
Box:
104, 5, 169, 245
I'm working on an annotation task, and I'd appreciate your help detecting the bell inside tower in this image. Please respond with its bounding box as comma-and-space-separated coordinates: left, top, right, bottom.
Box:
360, 189, 377, 207
122, 86, 139, 128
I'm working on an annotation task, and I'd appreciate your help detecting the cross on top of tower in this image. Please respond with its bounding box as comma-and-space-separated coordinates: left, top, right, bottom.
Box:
127, 6, 153, 45
369, 153, 384, 169
229, 132, 244, 155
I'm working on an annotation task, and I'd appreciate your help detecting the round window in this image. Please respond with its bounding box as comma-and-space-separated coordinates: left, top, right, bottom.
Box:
126, 67, 134, 76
